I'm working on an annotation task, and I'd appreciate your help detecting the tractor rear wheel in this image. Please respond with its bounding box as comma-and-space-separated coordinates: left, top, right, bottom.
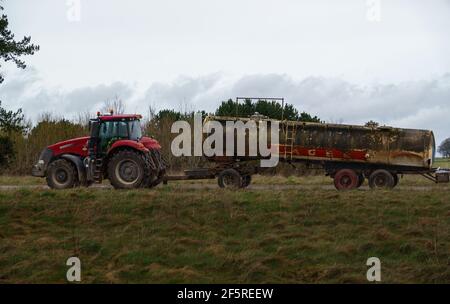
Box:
218, 169, 242, 189
333, 169, 359, 190
108, 150, 149, 189
369, 169, 395, 190
46, 159, 78, 189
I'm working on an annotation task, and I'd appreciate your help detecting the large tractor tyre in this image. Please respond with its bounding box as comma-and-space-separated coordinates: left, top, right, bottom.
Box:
107, 150, 149, 189
218, 169, 242, 189
333, 169, 359, 191
368, 169, 395, 190
46, 159, 78, 189
241, 175, 252, 188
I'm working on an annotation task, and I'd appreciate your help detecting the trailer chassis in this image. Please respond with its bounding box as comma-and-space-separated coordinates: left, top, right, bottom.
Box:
162, 158, 450, 190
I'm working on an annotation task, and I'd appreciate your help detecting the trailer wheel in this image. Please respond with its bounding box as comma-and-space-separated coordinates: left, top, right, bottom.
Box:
218, 169, 242, 189
241, 175, 252, 188
334, 169, 359, 190
369, 169, 395, 190
46, 159, 78, 189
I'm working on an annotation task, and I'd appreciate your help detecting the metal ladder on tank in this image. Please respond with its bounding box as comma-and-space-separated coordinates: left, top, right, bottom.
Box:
283, 121, 297, 161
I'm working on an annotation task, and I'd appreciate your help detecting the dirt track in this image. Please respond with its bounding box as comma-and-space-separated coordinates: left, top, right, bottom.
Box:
0, 184, 440, 191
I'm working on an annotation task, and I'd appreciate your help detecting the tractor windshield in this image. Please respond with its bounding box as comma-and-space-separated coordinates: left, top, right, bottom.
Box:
129, 120, 142, 141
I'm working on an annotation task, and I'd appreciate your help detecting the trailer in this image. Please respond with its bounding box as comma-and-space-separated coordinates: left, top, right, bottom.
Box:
163, 97, 450, 190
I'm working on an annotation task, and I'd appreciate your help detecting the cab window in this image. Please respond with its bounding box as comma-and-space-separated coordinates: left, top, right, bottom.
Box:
99, 121, 129, 151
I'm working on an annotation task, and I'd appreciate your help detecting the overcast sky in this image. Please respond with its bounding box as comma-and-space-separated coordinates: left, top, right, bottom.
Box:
1, 0, 450, 145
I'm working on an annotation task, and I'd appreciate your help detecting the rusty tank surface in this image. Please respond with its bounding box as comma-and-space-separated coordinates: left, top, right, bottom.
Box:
195, 113, 445, 190
204, 115, 435, 171
165, 97, 447, 191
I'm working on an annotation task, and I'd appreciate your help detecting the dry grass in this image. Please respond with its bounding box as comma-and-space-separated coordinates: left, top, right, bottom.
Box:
0, 182, 449, 283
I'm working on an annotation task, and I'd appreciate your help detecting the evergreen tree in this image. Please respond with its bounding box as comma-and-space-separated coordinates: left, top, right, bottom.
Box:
0, 2, 39, 168
215, 98, 321, 122
0, 3, 40, 84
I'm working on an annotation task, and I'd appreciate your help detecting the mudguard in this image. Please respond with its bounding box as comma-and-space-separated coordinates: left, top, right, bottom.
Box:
60, 154, 87, 185
107, 140, 149, 154
140, 137, 162, 150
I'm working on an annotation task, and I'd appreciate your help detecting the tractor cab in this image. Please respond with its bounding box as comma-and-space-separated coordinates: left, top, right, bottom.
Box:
88, 113, 144, 157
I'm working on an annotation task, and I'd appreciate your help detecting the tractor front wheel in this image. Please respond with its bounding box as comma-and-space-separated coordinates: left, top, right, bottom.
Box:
108, 150, 148, 189
46, 159, 78, 189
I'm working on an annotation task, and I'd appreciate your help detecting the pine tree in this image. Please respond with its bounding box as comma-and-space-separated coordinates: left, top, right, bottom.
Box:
0, 2, 39, 168
0, 3, 40, 84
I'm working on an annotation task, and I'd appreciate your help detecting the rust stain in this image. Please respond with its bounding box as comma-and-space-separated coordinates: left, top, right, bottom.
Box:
205, 116, 435, 169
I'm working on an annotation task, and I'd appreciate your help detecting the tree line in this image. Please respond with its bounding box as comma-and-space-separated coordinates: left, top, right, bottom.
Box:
0, 98, 322, 174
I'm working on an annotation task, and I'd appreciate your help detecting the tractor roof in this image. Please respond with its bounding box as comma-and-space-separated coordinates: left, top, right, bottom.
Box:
97, 114, 142, 121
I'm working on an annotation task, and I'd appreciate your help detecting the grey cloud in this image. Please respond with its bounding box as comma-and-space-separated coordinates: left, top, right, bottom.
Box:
0, 71, 134, 119
1, 72, 450, 146
142, 73, 223, 111
61, 82, 134, 113
140, 73, 450, 146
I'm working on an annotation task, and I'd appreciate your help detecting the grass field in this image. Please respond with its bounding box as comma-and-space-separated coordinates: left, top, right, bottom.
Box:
0, 175, 449, 283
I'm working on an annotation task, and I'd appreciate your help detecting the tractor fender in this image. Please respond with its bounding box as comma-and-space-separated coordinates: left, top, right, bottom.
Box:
60, 154, 87, 185
107, 140, 149, 155
140, 136, 162, 150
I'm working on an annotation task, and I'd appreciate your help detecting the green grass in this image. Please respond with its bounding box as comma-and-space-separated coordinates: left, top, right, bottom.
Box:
0, 184, 449, 283
0, 175, 46, 186
1, 174, 446, 187
435, 157, 450, 168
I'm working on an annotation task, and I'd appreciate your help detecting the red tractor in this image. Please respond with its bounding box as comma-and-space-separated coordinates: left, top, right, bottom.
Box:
32, 113, 166, 189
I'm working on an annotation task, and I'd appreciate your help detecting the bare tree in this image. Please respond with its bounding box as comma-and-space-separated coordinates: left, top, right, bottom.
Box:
101, 95, 126, 114
76, 110, 93, 128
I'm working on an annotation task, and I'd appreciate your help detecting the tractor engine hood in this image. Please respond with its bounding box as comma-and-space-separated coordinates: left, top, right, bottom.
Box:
48, 136, 90, 157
